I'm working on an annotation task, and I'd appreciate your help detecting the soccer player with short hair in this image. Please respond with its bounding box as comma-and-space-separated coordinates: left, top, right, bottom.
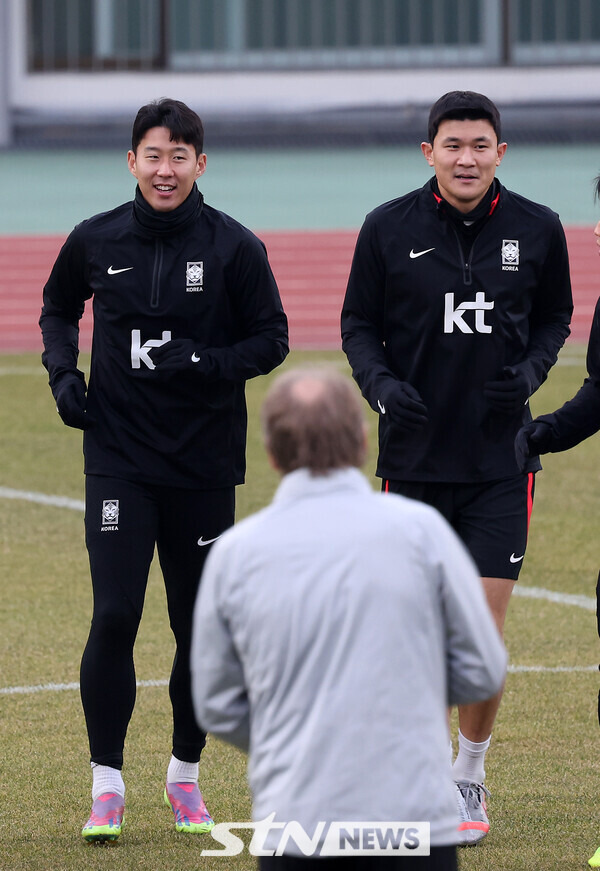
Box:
341, 90, 573, 844
39, 97, 288, 842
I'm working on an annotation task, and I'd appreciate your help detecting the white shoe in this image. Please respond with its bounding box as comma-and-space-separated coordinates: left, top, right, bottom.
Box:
455, 780, 490, 846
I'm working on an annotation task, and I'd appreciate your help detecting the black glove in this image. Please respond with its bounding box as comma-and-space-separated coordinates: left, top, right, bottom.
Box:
54, 372, 89, 430
150, 339, 205, 373
514, 420, 554, 472
377, 381, 428, 432
484, 364, 533, 415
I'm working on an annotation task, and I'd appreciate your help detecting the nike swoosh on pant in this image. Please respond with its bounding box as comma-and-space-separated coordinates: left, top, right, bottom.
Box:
198, 536, 220, 547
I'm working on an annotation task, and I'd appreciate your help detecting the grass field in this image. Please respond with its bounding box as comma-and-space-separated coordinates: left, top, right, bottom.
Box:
1, 347, 600, 871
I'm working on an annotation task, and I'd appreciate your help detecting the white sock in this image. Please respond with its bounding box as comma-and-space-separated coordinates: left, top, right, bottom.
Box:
452, 730, 491, 785
167, 755, 198, 784
91, 763, 125, 800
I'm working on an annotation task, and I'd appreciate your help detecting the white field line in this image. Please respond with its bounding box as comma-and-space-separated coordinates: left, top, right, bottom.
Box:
0, 486, 84, 511
0, 667, 597, 698
1, 679, 169, 696
0, 367, 46, 376
508, 665, 597, 673
512, 584, 596, 611
0, 487, 597, 696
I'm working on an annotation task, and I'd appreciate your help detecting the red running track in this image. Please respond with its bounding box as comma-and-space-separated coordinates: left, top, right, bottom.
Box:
0, 229, 597, 354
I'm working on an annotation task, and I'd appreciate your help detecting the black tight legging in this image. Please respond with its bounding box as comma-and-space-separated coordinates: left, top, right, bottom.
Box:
80, 475, 235, 769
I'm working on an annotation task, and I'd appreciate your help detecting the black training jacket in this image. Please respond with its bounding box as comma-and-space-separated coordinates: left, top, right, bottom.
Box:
40, 186, 289, 489
537, 296, 600, 451
341, 180, 573, 483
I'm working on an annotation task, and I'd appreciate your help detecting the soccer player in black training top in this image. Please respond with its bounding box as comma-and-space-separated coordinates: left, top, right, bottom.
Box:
40, 98, 288, 842
341, 90, 573, 845
516, 178, 600, 870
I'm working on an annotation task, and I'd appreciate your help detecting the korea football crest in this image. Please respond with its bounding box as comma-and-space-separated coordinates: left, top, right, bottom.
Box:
501, 240, 519, 271
101, 499, 119, 532
186, 261, 204, 292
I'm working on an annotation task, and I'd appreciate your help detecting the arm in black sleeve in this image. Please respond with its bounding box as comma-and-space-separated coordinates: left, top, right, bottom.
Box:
152, 235, 288, 381
341, 218, 408, 409
486, 219, 573, 414
539, 296, 600, 451
516, 296, 600, 468
493, 216, 573, 416
520, 217, 573, 393
39, 230, 91, 427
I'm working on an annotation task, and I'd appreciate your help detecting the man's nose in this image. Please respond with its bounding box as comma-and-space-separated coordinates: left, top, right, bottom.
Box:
457, 148, 476, 164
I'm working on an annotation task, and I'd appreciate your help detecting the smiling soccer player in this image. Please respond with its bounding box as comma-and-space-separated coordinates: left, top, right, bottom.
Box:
39, 97, 288, 842
341, 90, 573, 846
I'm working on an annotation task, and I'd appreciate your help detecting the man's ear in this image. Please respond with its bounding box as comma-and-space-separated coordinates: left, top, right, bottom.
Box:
195, 153, 207, 179
127, 149, 137, 178
421, 141, 434, 167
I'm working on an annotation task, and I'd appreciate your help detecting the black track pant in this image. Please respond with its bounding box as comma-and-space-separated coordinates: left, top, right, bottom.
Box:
259, 847, 457, 871
80, 475, 235, 769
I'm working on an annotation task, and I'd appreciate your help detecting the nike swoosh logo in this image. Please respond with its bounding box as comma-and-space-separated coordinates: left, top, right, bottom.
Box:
409, 247, 435, 259
377, 400, 386, 414
107, 266, 134, 275
191, 353, 201, 363
198, 535, 220, 547
510, 553, 524, 563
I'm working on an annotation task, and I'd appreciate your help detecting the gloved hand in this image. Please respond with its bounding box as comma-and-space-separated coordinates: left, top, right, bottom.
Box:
514, 420, 554, 472
54, 371, 89, 430
150, 339, 205, 373
484, 365, 533, 415
376, 381, 428, 432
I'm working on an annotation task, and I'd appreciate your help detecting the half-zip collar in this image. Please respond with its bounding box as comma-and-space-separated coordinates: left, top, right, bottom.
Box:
430, 176, 499, 225
132, 184, 203, 308
430, 177, 500, 281
133, 183, 203, 236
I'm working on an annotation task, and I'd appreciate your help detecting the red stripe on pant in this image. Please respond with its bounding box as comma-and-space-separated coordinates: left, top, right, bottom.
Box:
526, 471, 534, 535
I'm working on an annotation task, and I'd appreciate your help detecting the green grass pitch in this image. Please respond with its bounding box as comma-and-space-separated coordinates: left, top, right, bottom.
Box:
1, 347, 599, 870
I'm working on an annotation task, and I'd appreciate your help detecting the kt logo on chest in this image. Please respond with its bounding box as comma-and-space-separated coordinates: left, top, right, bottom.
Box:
444, 292, 494, 334
131, 330, 171, 369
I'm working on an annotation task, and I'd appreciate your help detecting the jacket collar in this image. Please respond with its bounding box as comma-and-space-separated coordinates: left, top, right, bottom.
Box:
425, 176, 501, 221
132, 184, 203, 236
273, 467, 372, 505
